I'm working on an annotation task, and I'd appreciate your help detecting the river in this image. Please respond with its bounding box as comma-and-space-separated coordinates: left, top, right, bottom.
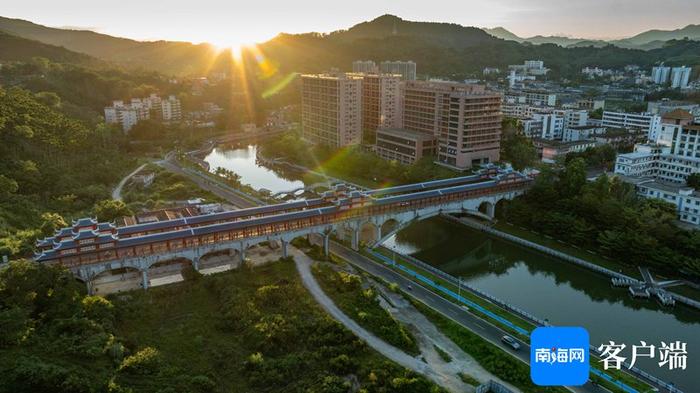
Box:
204, 143, 699, 390
203, 145, 306, 194
385, 216, 700, 391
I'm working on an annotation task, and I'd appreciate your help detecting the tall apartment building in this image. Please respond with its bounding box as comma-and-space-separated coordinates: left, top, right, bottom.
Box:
301, 73, 363, 147
402, 80, 501, 169
503, 90, 556, 107
521, 112, 564, 140
356, 73, 403, 143
379, 61, 416, 80
602, 111, 661, 135
161, 95, 182, 121
651, 66, 671, 84
104, 100, 151, 132
352, 60, 378, 74
670, 66, 692, 89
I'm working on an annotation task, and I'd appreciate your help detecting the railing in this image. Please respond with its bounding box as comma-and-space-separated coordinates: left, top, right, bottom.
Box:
476, 380, 515, 393
452, 216, 700, 311
369, 247, 685, 393
371, 235, 684, 392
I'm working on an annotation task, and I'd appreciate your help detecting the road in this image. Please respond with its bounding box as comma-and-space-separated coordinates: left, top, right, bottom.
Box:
157, 153, 258, 208
112, 163, 149, 201
326, 240, 609, 393
291, 247, 470, 391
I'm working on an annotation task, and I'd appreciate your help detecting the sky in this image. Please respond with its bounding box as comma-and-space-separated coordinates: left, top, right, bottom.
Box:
4, 0, 700, 46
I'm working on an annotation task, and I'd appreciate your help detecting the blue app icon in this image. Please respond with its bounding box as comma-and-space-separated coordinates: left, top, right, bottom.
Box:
531, 326, 590, 386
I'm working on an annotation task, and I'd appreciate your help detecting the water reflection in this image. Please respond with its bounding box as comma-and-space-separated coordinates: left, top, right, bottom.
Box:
203, 145, 306, 193
386, 216, 700, 390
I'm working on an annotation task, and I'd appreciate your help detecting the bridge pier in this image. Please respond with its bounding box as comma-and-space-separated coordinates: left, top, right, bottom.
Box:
486, 202, 495, 219
281, 240, 288, 258
323, 233, 330, 257
239, 247, 246, 264
86, 279, 95, 295
193, 256, 200, 271
351, 228, 360, 251
141, 270, 149, 290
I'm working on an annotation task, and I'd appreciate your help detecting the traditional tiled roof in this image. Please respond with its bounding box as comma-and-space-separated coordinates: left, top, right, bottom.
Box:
72, 217, 98, 227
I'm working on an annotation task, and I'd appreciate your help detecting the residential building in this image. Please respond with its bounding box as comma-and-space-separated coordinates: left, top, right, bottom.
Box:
649, 109, 694, 145
502, 103, 541, 119
375, 128, 437, 165
576, 98, 605, 111
671, 66, 692, 89
563, 125, 607, 142
533, 138, 597, 163
379, 61, 416, 80
504, 90, 556, 107
554, 109, 588, 130
521, 112, 564, 140
402, 80, 502, 169
615, 122, 700, 184
509, 60, 550, 76
620, 176, 700, 228
160, 95, 182, 122
601, 111, 661, 135
651, 66, 671, 84
352, 60, 378, 74
482, 67, 500, 75
356, 73, 403, 143
647, 100, 700, 119
301, 73, 363, 147
104, 100, 150, 132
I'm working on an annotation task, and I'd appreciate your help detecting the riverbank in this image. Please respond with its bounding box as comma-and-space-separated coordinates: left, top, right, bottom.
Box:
450, 215, 700, 310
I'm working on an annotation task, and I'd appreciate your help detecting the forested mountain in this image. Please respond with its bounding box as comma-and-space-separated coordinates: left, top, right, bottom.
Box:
0, 16, 222, 75
0, 86, 132, 257
0, 31, 100, 65
483, 24, 700, 49
613, 24, 700, 47
2, 14, 700, 79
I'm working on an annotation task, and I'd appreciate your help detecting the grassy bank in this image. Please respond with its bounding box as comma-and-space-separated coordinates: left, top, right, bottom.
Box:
312, 262, 420, 356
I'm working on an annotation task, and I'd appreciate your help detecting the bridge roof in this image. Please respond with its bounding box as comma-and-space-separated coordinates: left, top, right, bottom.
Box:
116, 198, 327, 236
372, 179, 499, 205
366, 174, 485, 197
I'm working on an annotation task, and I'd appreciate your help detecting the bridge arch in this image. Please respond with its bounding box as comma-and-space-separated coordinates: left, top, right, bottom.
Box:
478, 201, 495, 218
380, 218, 402, 239
359, 221, 380, 245
89, 266, 142, 294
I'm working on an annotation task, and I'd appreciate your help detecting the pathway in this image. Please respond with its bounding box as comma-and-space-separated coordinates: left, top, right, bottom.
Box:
291, 247, 474, 393
112, 163, 148, 201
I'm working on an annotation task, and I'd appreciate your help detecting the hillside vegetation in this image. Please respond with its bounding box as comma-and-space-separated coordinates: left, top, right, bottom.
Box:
0, 259, 446, 393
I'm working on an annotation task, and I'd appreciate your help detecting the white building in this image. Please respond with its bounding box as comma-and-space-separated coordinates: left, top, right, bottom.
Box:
555, 109, 589, 130
352, 60, 378, 74
379, 61, 416, 80
651, 66, 671, 84
602, 111, 661, 135
615, 120, 700, 184
161, 95, 182, 122
621, 177, 700, 228
563, 125, 607, 142
670, 66, 692, 89
521, 112, 564, 140
104, 100, 150, 132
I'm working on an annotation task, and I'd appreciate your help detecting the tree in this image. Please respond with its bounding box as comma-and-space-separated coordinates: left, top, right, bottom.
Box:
92, 199, 132, 222
39, 212, 67, 237
559, 158, 587, 197
687, 173, 700, 189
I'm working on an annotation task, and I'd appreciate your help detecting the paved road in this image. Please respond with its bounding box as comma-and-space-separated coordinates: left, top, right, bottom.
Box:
327, 240, 610, 393
112, 163, 149, 201
291, 248, 461, 390
157, 155, 258, 209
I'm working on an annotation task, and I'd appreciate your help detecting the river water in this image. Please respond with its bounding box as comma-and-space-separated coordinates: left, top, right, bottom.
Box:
203, 145, 306, 194
204, 144, 699, 390
385, 216, 699, 391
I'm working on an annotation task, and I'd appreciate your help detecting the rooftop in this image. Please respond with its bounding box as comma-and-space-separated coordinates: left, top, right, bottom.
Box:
377, 128, 437, 141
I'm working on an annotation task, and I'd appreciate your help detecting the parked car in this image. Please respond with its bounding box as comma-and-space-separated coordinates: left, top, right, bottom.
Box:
501, 335, 521, 350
